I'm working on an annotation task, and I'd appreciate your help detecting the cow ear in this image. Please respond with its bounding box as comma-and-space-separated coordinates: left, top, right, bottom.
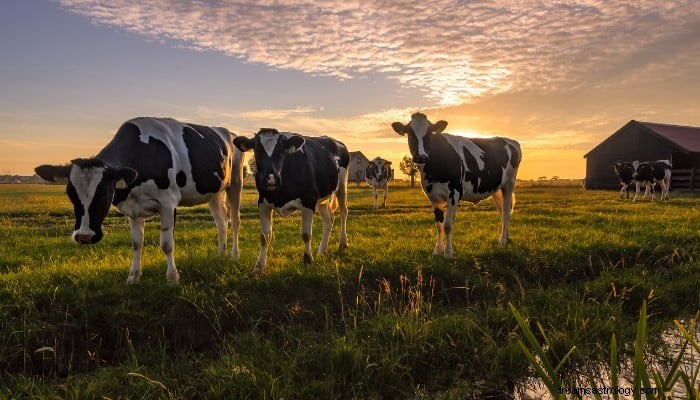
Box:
392, 122, 408, 135
116, 167, 138, 186
106, 167, 138, 188
432, 120, 448, 133
233, 136, 254, 152
283, 135, 305, 153
35, 164, 72, 183
385, 161, 392, 166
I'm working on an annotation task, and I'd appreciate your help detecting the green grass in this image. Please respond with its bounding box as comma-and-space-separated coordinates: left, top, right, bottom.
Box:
0, 183, 699, 399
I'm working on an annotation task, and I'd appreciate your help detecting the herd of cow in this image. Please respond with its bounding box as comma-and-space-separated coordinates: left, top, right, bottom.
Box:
33, 113, 667, 285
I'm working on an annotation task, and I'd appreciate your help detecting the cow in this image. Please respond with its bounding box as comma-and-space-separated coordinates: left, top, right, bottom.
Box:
365, 157, 392, 208
233, 128, 349, 273
612, 161, 635, 199
392, 113, 522, 258
34, 117, 244, 284
631, 160, 672, 201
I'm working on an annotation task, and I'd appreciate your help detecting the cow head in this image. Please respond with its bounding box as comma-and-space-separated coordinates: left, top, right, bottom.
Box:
611, 161, 634, 184
35, 159, 137, 244
366, 157, 391, 181
392, 113, 447, 164
233, 128, 305, 193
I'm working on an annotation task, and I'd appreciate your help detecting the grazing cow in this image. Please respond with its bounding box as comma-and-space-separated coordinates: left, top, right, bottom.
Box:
233, 128, 349, 273
365, 157, 392, 208
392, 113, 522, 258
612, 161, 635, 199
35, 117, 244, 284
632, 160, 672, 201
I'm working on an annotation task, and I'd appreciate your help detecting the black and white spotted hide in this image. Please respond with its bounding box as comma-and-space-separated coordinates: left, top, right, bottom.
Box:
612, 161, 635, 199
35, 117, 245, 284
233, 128, 350, 273
392, 112, 522, 258
631, 160, 672, 201
365, 157, 391, 208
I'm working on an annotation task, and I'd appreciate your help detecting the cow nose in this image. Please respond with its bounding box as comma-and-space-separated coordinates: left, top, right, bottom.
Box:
74, 234, 93, 244
265, 174, 276, 185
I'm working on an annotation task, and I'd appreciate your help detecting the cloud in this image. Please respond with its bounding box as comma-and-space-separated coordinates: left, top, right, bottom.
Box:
56, 0, 700, 107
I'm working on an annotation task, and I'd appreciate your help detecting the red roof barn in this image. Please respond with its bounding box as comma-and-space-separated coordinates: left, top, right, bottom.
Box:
584, 120, 700, 189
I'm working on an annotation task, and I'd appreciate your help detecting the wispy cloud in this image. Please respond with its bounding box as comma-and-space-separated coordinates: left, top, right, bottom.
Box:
57, 0, 700, 107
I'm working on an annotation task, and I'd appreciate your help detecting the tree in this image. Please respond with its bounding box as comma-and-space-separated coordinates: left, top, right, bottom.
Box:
399, 155, 421, 187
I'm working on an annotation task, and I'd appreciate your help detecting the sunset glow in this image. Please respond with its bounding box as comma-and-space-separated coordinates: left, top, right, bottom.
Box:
1, 1, 700, 179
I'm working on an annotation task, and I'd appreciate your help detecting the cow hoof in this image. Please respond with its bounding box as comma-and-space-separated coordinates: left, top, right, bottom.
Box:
339, 243, 348, 252
230, 249, 240, 261
303, 253, 314, 264
126, 271, 142, 285
166, 271, 180, 285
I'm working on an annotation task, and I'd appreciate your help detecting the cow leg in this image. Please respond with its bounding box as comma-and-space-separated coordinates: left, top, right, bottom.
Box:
301, 207, 315, 264
443, 193, 460, 259
254, 203, 273, 274
372, 187, 378, 209
317, 201, 334, 255
633, 182, 641, 202
432, 203, 446, 256
208, 193, 228, 255
382, 184, 388, 207
498, 186, 515, 246
337, 169, 349, 251
126, 217, 145, 284
159, 206, 179, 284
227, 160, 243, 260
619, 183, 628, 198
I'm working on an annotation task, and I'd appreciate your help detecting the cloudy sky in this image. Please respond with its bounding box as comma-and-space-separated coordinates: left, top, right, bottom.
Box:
2, 0, 700, 179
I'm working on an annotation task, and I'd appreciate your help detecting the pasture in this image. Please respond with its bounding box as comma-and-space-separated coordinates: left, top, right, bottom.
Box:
1, 183, 698, 399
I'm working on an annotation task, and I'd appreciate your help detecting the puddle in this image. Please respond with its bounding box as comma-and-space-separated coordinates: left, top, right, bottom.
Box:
514, 319, 699, 399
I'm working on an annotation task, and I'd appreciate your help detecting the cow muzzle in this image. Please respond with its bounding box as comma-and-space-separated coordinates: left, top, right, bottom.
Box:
72, 229, 97, 244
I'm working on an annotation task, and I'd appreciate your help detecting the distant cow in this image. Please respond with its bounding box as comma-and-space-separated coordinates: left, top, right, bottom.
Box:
632, 160, 672, 201
392, 113, 521, 257
612, 161, 635, 199
35, 117, 244, 284
365, 157, 392, 208
233, 128, 349, 273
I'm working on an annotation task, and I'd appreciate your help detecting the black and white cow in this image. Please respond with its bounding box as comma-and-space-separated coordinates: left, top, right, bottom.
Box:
612, 161, 635, 199
35, 117, 244, 284
233, 128, 349, 273
631, 160, 672, 201
365, 157, 392, 208
392, 113, 522, 257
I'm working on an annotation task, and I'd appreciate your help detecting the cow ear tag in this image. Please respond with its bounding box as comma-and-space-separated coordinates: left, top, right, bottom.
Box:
115, 179, 129, 189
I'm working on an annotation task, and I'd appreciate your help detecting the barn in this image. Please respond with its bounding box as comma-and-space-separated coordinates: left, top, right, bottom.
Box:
348, 151, 369, 184
584, 120, 700, 190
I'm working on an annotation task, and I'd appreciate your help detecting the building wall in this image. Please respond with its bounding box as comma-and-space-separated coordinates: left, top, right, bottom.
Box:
348, 153, 369, 183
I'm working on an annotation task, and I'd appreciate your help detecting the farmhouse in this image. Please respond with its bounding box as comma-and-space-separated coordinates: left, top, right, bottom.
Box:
584, 120, 700, 189
348, 151, 369, 184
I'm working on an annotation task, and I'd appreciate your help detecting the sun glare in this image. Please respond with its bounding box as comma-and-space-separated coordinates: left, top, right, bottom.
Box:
449, 129, 495, 139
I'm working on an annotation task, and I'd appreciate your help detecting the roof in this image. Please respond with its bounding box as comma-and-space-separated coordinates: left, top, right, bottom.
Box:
349, 151, 369, 162
637, 121, 700, 152
584, 120, 700, 157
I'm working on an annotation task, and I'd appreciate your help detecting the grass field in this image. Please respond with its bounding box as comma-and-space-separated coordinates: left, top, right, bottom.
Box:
1, 183, 699, 399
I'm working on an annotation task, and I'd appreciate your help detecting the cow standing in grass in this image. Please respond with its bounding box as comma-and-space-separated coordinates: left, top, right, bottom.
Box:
233, 128, 349, 273
35, 117, 244, 284
632, 160, 672, 201
365, 157, 392, 208
612, 161, 635, 199
392, 113, 521, 258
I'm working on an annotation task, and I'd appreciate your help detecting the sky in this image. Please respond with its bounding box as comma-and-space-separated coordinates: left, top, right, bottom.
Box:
1, 1, 700, 179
